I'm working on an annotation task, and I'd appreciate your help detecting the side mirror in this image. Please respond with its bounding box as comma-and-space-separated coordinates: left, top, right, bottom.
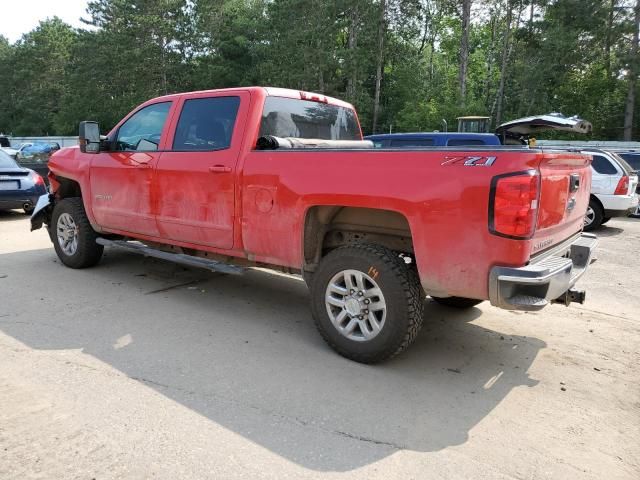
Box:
79, 121, 101, 154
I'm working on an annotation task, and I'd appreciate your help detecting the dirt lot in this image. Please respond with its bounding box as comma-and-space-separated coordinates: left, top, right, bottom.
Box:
0, 211, 638, 479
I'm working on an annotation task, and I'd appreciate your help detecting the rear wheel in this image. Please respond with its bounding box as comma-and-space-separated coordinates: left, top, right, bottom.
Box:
601, 217, 611, 225
310, 244, 424, 363
431, 296, 483, 308
584, 199, 604, 231
51, 197, 103, 268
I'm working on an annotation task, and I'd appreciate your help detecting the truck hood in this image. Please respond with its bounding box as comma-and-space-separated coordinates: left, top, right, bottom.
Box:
496, 113, 592, 136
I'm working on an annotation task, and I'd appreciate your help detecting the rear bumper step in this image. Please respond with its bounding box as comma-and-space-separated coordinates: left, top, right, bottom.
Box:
96, 238, 244, 275
489, 233, 597, 311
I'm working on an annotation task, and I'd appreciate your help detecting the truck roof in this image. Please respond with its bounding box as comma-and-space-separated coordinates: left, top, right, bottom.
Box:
147, 86, 355, 110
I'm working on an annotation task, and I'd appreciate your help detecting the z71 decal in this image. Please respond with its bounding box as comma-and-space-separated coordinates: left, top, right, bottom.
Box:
441, 156, 497, 167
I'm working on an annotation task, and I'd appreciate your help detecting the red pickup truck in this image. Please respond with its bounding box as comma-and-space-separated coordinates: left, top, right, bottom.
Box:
31, 87, 597, 363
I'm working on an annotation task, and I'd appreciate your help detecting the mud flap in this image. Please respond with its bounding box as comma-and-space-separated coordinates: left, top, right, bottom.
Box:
30, 194, 53, 231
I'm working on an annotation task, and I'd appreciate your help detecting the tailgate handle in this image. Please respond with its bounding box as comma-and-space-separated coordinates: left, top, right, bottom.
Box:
209, 165, 232, 173
569, 173, 580, 192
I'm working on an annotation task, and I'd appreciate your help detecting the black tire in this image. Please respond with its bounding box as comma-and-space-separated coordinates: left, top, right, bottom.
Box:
310, 243, 425, 363
584, 198, 604, 231
601, 217, 611, 225
51, 197, 103, 268
23, 206, 34, 215
431, 296, 483, 308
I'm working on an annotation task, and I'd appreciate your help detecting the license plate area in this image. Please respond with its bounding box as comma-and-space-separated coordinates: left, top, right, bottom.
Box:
0, 180, 20, 190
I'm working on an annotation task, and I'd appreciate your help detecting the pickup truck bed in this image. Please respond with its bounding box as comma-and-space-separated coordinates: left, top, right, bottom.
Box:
31, 87, 597, 363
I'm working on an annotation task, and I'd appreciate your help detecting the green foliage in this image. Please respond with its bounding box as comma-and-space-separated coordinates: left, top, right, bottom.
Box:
0, 0, 637, 139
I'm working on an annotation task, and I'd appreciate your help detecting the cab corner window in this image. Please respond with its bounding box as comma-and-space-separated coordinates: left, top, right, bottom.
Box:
173, 96, 240, 151
115, 102, 171, 152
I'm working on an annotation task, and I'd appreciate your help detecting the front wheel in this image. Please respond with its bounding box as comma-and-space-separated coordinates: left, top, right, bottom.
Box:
51, 197, 104, 268
310, 244, 425, 363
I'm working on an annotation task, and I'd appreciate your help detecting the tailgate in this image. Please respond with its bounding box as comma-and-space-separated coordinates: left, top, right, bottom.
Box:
532, 152, 591, 255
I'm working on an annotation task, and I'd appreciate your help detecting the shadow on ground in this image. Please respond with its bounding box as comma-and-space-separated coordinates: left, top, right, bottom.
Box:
0, 210, 29, 222
594, 225, 624, 237
0, 247, 545, 471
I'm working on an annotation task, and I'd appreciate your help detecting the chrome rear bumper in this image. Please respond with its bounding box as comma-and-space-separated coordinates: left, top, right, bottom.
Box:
489, 233, 598, 311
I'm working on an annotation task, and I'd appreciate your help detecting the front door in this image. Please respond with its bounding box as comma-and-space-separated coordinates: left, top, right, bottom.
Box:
155, 93, 247, 249
90, 101, 174, 237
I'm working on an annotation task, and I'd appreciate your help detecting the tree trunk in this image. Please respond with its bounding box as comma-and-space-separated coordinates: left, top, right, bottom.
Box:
372, 0, 387, 134
346, 6, 360, 102
495, 1, 513, 127
623, 0, 639, 140
485, 14, 497, 108
458, 0, 472, 106
605, 0, 616, 78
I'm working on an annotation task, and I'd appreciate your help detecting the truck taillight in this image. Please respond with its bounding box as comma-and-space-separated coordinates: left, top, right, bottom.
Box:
489, 171, 540, 239
614, 176, 629, 195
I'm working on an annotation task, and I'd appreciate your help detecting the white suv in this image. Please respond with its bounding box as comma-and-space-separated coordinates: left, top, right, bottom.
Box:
583, 149, 639, 230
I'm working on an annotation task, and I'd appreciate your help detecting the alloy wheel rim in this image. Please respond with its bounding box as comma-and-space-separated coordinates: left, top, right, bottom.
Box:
57, 212, 79, 256
325, 269, 387, 342
584, 206, 595, 227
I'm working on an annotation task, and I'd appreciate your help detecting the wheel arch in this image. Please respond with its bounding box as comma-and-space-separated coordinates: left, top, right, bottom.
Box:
589, 194, 604, 213
302, 205, 415, 275
53, 175, 82, 200
50, 175, 101, 230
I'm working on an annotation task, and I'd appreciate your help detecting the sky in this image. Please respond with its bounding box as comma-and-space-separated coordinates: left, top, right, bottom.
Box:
1, 0, 90, 43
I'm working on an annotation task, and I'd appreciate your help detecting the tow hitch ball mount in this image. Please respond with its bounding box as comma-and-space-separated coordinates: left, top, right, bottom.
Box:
552, 288, 586, 307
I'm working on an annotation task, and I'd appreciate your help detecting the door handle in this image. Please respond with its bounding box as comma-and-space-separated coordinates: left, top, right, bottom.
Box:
209, 165, 232, 173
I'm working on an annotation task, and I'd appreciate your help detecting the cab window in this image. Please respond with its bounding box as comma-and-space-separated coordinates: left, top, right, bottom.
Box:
259, 97, 360, 141
115, 102, 171, 151
173, 97, 240, 151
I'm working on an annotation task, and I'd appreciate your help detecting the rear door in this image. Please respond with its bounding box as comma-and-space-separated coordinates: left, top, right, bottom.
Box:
155, 92, 249, 249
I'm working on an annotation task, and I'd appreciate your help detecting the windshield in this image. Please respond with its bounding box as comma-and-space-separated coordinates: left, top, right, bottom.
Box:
259, 96, 361, 141
0, 150, 18, 168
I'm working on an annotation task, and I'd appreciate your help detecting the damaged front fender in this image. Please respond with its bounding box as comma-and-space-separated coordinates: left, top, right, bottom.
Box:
30, 194, 53, 231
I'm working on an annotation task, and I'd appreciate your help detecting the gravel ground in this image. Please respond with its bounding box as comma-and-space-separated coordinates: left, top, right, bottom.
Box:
0, 211, 638, 479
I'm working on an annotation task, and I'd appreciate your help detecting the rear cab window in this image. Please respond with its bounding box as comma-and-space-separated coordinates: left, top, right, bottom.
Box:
259, 97, 361, 141
173, 97, 240, 151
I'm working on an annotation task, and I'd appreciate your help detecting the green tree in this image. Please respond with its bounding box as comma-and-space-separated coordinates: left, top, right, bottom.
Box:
1, 19, 77, 135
